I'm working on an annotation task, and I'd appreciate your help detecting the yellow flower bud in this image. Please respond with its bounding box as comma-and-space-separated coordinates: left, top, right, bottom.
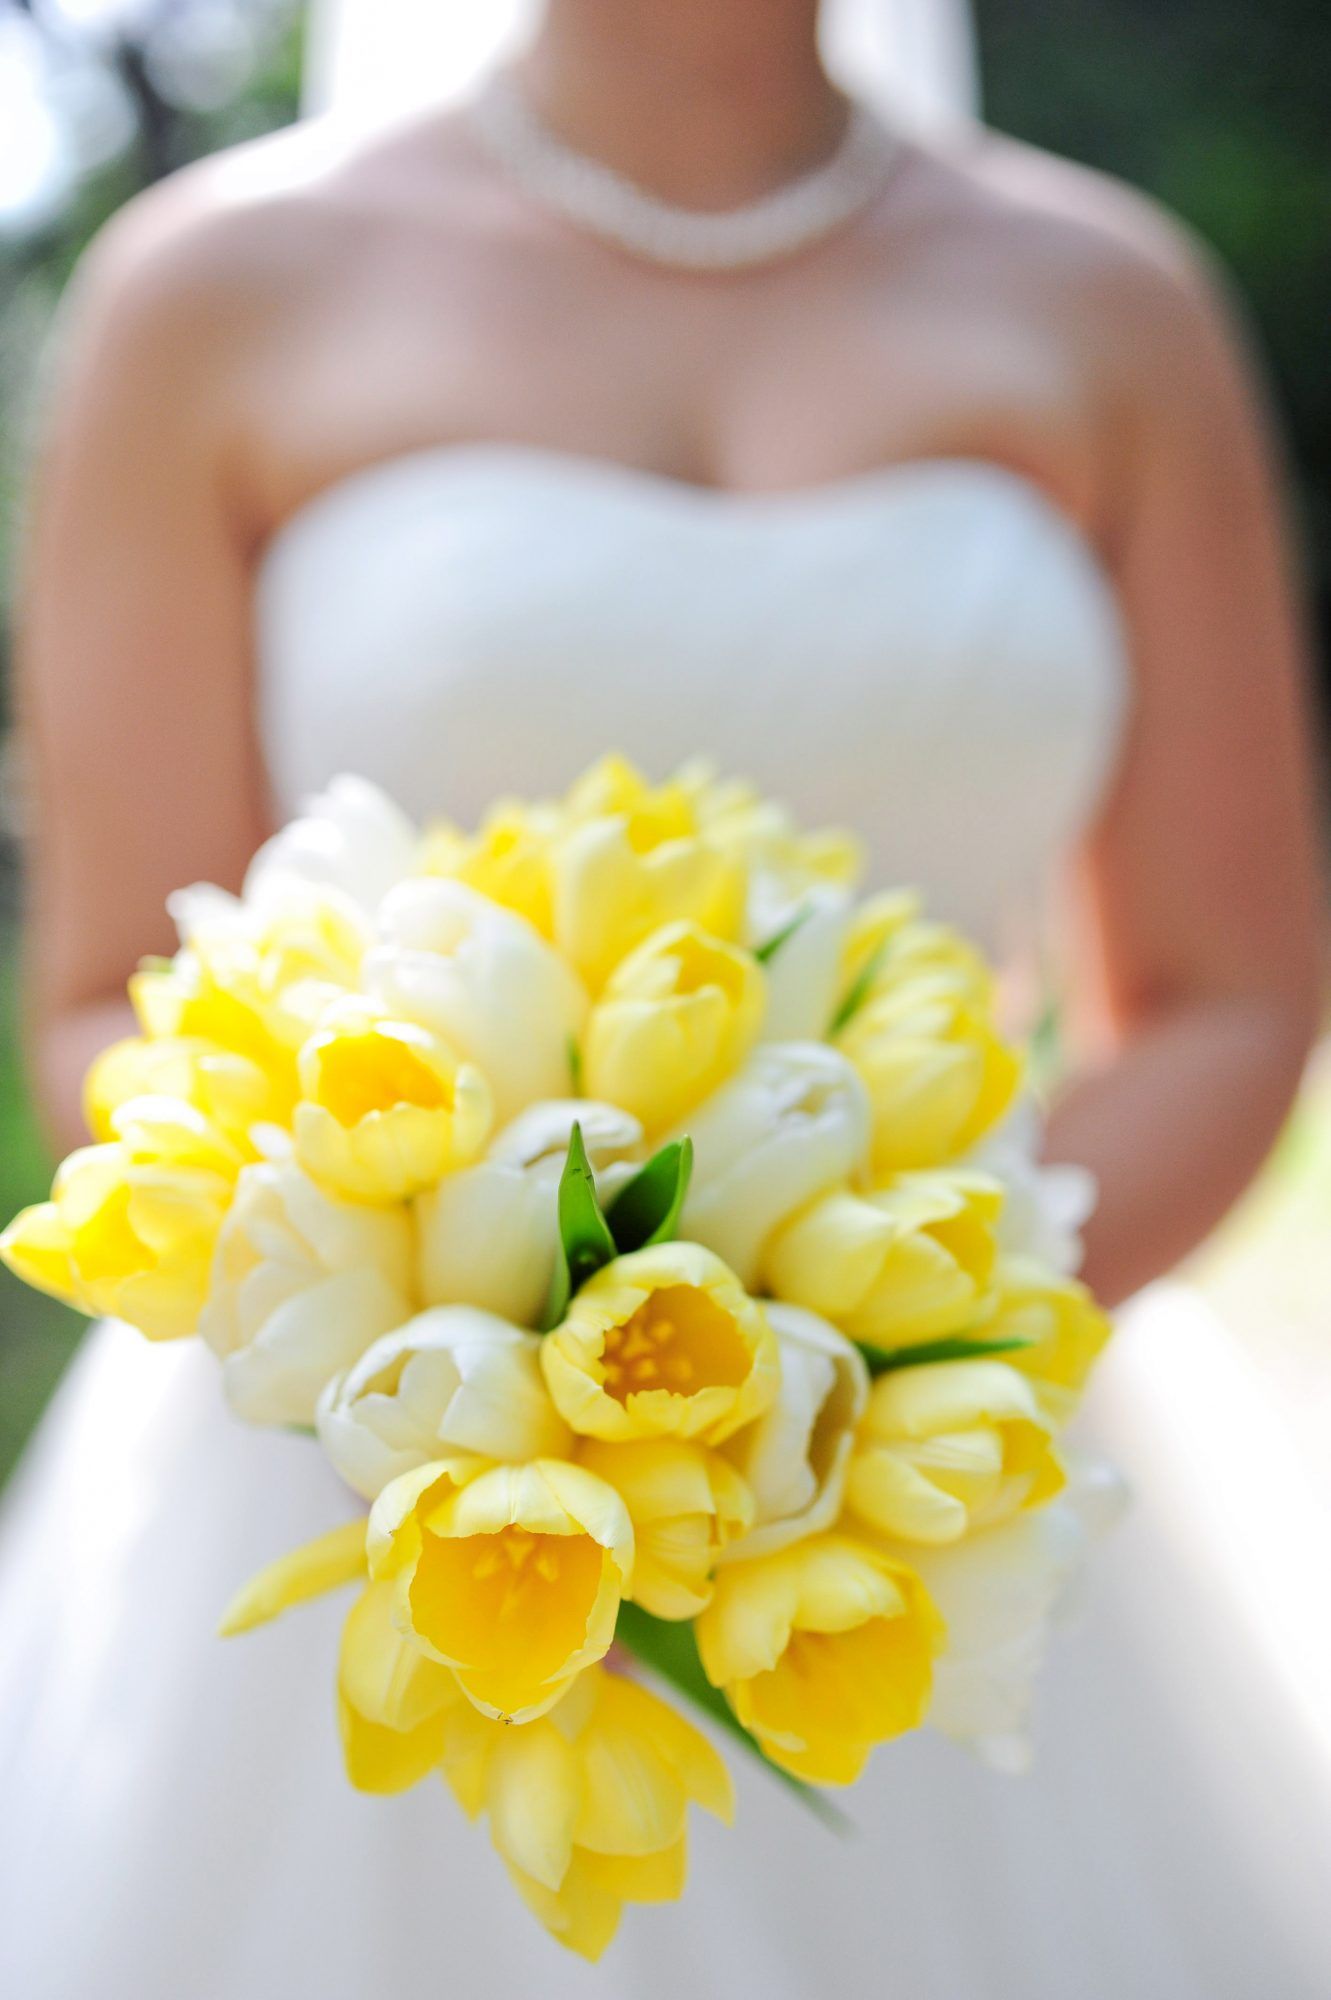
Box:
367, 1458, 634, 1722
583, 922, 764, 1135
836, 969, 1021, 1175
696, 1533, 943, 1784
541, 1241, 779, 1446
0, 1103, 244, 1340
988, 1256, 1113, 1423
83, 1034, 283, 1147
420, 801, 560, 938
293, 1002, 492, 1204
763, 1171, 1002, 1350
130, 888, 367, 1119
846, 1359, 1064, 1545
562, 753, 699, 848
437, 1662, 732, 1960
554, 819, 746, 997
577, 1437, 753, 1618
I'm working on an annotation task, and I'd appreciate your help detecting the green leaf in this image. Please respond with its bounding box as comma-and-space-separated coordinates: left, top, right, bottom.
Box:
540, 1124, 618, 1331
827, 937, 891, 1036
615, 1601, 853, 1836
605, 1137, 694, 1255
856, 1333, 1038, 1378
753, 902, 812, 965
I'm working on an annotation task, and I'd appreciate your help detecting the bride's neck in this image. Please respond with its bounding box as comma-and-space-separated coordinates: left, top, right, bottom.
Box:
518, 0, 846, 209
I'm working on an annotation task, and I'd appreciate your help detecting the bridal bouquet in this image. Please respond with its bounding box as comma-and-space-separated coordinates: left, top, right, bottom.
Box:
2, 755, 1114, 1959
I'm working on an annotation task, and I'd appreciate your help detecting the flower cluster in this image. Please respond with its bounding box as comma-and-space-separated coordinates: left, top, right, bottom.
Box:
2, 756, 1115, 1958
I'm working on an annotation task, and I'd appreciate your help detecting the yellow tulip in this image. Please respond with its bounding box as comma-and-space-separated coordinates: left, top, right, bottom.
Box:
583, 921, 764, 1134
835, 970, 1022, 1175
696, 1533, 943, 1784
0, 1102, 244, 1340
837, 893, 992, 1010
367, 1458, 634, 1722
541, 1241, 779, 1446
337, 1579, 462, 1794
131, 892, 365, 1117
989, 1256, 1113, 1423
293, 1001, 492, 1203
846, 1359, 1064, 1545
763, 1171, 1003, 1350
438, 1662, 733, 1960
83, 1034, 282, 1147
562, 753, 699, 849
554, 819, 747, 997
577, 1438, 753, 1618
683, 766, 863, 898
420, 801, 561, 938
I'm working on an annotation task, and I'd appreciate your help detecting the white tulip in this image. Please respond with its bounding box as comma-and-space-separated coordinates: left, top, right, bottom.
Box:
365, 879, 589, 1126
674, 1041, 871, 1284
911, 1457, 1127, 1771
754, 884, 852, 1043
415, 1099, 643, 1327
720, 1303, 868, 1562
964, 1095, 1097, 1276
199, 1159, 415, 1427
244, 775, 419, 916
317, 1305, 572, 1500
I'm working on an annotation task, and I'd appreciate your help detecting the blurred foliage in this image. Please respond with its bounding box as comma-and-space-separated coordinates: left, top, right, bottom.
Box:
0, 2, 1326, 1488
978, 0, 1331, 659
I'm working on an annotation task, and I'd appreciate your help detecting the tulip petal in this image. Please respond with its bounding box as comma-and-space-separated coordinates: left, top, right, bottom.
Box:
218, 1518, 367, 1636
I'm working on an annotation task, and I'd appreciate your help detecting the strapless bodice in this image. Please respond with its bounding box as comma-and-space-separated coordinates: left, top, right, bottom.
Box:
254, 446, 1129, 948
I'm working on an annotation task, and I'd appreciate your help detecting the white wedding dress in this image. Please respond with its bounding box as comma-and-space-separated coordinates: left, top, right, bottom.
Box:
2, 446, 1330, 1999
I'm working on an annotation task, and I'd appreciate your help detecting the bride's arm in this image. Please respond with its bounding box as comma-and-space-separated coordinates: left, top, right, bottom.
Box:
1045, 224, 1322, 1306
17, 188, 271, 1154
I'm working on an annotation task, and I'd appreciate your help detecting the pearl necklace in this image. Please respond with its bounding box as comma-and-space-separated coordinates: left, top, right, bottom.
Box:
469, 76, 897, 272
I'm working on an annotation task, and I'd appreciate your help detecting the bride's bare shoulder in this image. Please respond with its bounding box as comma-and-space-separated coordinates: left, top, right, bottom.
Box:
53, 111, 481, 392
902, 127, 1251, 396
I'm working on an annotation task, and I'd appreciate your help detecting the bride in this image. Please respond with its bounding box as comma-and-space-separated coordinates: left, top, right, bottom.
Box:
1, 1, 1327, 1994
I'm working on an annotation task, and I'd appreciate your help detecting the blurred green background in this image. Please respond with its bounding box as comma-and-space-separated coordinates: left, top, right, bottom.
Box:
0, 0, 1327, 1490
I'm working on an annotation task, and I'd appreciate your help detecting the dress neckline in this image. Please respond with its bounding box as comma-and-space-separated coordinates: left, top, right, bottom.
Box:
257, 442, 1107, 589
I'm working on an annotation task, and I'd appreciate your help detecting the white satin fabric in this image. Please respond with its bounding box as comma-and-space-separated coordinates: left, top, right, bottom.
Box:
2, 449, 1330, 1999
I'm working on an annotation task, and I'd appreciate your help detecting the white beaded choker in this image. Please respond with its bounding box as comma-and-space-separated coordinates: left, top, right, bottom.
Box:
469, 75, 898, 272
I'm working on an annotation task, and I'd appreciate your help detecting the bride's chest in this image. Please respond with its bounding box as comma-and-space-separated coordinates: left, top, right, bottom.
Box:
250, 226, 1098, 537
253, 449, 1128, 944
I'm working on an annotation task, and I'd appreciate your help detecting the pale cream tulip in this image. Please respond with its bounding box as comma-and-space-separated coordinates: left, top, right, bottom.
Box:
721, 1302, 868, 1561
199, 1157, 414, 1425
243, 773, 419, 916
673, 1041, 870, 1285
903, 1460, 1126, 1771
317, 1305, 572, 1499
366, 878, 589, 1126
754, 884, 853, 1042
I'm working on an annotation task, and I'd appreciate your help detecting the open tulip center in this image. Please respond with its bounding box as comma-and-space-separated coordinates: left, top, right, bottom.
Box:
315, 1031, 448, 1124
411, 1524, 603, 1675
601, 1285, 751, 1402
